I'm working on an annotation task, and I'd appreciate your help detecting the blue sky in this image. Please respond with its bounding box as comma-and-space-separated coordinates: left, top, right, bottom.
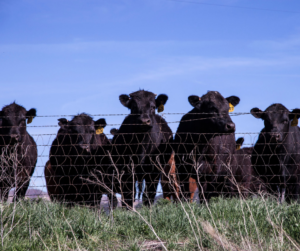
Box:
1, 0, 300, 193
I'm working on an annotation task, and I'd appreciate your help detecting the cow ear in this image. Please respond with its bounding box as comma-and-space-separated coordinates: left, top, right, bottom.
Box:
119, 94, 131, 108
235, 137, 244, 150
236, 137, 244, 146
251, 108, 264, 119
226, 96, 240, 107
58, 118, 68, 128
188, 95, 201, 107
95, 118, 107, 128
289, 109, 300, 127
110, 128, 118, 135
155, 94, 168, 107
155, 94, 168, 113
94, 118, 107, 134
289, 109, 300, 120
26, 108, 37, 124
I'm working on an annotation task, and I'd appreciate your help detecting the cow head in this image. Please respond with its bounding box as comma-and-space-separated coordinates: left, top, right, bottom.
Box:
57, 114, 107, 153
188, 91, 240, 133
119, 90, 168, 130
251, 104, 300, 142
0, 102, 36, 145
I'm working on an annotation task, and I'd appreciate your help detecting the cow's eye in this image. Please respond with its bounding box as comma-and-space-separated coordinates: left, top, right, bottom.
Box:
19, 119, 26, 125
70, 127, 78, 133
283, 119, 289, 124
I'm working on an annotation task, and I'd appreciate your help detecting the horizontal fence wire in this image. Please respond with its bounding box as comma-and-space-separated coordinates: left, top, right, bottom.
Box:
0, 110, 299, 208
1, 110, 299, 118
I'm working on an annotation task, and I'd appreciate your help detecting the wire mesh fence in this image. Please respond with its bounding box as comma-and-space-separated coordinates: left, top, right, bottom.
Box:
0, 107, 299, 209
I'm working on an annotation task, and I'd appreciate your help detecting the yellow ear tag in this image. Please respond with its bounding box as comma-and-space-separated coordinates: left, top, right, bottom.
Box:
236, 145, 241, 151
229, 103, 234, 113
291, 114, 298, 127
96, 127, 104, 135
157, 104, 164, 113
27, 117, 33, 124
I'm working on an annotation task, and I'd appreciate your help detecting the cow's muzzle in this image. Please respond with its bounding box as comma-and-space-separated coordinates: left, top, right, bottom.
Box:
9, 134, 21, 144
81, 144, 90, 152
225, 123, 235, 133
269, 133, 281, 142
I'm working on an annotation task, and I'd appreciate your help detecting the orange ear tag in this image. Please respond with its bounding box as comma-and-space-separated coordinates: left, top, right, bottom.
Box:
229, 103, 234, 113
96, 127, 104, 134
27, 117, 33, 124
291, 114, 298, 127
236, 145, 241, 151
158, 104, 164, 113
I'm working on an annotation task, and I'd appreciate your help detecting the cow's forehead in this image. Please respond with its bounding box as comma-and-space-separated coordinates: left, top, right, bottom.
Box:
201, 91, 226, 105
1, 103, 26, 116
264, 104, 289, 117
129, 90, 156, 101
71, 114, 94, 126
265, 104, 289, 121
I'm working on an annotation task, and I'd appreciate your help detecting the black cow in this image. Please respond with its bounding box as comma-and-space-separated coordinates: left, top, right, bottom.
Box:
251, 104, 300, 202
46, 113, 116, 206
0, 102, 37, 202
173, 91, 240, 201
233, 137, 265, 197
110, 90, 173, 208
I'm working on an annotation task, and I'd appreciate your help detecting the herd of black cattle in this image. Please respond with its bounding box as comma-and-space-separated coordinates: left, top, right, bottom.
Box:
0, 90, 300, 208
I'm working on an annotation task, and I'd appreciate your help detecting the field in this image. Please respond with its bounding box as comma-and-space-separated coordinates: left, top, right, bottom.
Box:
1, 196, 300, 251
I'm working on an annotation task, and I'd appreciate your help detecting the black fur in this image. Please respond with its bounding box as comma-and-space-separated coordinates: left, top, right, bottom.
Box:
46, 114, 114, 206
233, 138, 265, 196
110, 90, 173, 208
173, 91, 240, 201
251, 104, 300, 202
0, 102, 37, 201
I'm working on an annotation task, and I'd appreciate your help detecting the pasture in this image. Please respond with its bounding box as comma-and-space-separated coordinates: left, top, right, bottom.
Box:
1, 197, 300, 250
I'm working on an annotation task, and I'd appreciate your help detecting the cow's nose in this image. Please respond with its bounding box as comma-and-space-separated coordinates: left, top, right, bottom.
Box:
141, 118, 151, 125
11, 134, 19, 140
82, 145, 90, 152
226, 123, 235, 131
270, 133, 280, 140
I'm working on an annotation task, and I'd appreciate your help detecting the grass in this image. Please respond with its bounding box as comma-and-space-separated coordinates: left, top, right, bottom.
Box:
1, 197, 300, 250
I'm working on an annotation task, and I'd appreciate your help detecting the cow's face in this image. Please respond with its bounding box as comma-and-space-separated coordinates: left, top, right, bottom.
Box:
119, 90, 168, 130
58, 114, 106, 153
0, 103, 36, 145
251, 104, 300, 143
188, 91, 240, 133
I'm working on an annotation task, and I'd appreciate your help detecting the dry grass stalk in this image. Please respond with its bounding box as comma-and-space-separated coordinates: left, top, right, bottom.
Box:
201, 220, 248, 251
267, 218, 300, 251
140, 240, 167, 251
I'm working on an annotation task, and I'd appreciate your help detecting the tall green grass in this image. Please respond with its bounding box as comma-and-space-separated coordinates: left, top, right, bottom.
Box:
1, 197, 300, 250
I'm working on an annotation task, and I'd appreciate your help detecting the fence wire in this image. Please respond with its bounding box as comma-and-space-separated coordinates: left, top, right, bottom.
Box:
0, 110, 299, 209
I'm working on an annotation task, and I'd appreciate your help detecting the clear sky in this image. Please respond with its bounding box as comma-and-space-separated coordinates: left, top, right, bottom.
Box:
1, 0, 300, 193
